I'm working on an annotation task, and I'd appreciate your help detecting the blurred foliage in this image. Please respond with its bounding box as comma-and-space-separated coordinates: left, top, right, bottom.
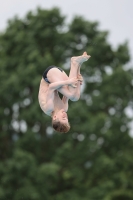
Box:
0, 7, 133, 200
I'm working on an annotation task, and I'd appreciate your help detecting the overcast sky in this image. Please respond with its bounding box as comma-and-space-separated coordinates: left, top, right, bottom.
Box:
1, 0, 133, 64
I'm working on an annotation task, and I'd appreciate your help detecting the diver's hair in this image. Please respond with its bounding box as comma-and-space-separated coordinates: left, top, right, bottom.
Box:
52, 119, 70, 133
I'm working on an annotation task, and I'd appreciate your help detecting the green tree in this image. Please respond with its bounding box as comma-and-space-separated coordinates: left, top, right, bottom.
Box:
0, 7, 133, 200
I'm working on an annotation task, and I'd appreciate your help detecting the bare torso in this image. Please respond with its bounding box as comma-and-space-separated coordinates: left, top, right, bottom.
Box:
38, 78, 67, 116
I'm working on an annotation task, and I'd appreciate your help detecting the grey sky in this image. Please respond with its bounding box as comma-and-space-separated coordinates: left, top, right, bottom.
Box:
1, 0, 133, 63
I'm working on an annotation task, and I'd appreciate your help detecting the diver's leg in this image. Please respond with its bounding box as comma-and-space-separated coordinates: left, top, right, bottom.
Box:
68, 52, 91, 101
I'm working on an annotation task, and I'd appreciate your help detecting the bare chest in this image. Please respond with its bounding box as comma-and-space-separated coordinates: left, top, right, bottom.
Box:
53, 91, 65, 109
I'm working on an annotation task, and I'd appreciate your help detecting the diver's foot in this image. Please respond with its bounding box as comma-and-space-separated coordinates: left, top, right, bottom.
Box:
71, 52, 91, 64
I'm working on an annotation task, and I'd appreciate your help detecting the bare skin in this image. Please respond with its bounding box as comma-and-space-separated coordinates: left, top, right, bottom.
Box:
67, 51, 91, 101
38, 52, 91, 121
47, 52, 91, 101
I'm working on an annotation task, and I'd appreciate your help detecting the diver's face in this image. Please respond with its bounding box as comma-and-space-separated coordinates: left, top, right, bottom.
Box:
55, 109, 68, 124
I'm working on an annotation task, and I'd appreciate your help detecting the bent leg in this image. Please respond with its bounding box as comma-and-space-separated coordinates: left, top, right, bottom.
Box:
69, 52, 90, 79
68, 52, 91, 101
47, 68, 68, 83
46, 52, 90, 101
47, 68, 74, 99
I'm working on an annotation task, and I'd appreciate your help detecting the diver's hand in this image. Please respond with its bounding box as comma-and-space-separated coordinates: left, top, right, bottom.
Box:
68, 77, 79, 88
78, 74, 83, 85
